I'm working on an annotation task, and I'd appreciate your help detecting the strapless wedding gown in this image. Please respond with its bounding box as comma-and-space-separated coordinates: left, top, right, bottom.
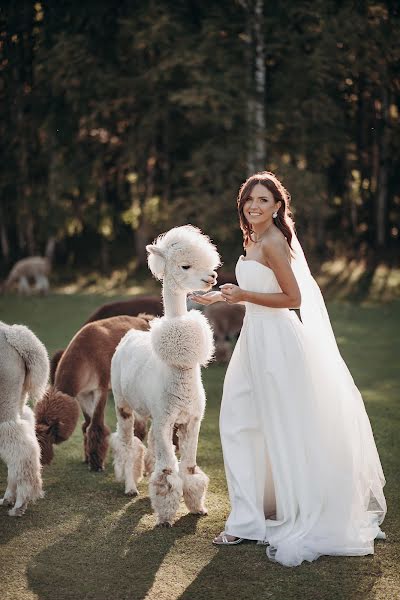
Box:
220, 256, 386, 567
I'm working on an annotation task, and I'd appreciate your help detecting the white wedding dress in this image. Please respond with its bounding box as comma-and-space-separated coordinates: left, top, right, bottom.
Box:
220, 252, 386, 567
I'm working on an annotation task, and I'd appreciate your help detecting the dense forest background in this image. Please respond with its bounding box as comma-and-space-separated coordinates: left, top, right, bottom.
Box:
0, 0, 399, 276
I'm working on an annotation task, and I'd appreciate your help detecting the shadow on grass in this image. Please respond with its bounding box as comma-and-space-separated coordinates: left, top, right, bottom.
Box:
177, 544, 384, 600
27, 496, 200, 600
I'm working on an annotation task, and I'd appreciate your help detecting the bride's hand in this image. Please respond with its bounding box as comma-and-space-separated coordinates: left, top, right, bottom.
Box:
188, 291, 223, 306
220, 284, 245, 304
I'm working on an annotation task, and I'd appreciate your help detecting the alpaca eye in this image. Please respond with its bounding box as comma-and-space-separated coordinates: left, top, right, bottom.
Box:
181, 265, 191, 270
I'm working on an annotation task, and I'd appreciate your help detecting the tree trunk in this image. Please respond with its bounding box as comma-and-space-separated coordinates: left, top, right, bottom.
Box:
376, 88, 389, 248
135, 147, 157, 268
243, 0, 266, 174
134, 222, 149, 267
0, 204, 10, 261
46, 144, 59, 264
252, 0, 266, 171
45, 236, 57, 263
101, 237, 110, 272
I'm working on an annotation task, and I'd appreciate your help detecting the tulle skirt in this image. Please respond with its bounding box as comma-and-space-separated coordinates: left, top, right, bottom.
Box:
220, 304, 386, 567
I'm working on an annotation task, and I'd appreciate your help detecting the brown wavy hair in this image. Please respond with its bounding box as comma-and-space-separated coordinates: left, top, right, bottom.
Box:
237, 171, 295, 249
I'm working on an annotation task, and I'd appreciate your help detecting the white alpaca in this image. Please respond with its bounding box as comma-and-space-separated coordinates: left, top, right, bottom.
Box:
0, 322, 49, 516
110, 225, 220, 526
2, 256, 50, 295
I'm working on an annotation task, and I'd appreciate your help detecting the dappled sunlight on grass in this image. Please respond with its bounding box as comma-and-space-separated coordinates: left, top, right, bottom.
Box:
102, 499, 148, 533
55, 269, 158, 296
317, 258, 400, 302
144, 539, 216, 599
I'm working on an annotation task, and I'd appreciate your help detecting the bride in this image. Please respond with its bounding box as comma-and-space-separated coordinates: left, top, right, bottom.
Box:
189, 171, 386, 567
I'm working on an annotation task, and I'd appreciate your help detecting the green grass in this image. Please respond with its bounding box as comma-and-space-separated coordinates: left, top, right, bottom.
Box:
0, 294, 399, 600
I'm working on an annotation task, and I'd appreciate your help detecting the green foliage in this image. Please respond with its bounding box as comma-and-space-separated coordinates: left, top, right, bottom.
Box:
0, 0, 399, 273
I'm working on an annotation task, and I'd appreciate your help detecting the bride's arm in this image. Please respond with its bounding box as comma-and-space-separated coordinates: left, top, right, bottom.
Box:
221, 238, 301, 309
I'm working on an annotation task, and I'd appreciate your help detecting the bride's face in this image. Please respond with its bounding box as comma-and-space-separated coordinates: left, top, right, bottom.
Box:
243, 183, 280, 229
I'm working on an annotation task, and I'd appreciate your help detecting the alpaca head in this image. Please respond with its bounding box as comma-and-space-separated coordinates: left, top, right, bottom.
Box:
146, 225, 220, 293
35, 387, 80, 465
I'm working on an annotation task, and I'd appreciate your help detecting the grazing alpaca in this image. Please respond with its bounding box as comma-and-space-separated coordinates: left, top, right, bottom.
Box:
111, 225, 220, 525
49, 295, 163, 383
83, 296, 163, 325
35, 315, 150, 471
204, 303, 245, 363
0, 322, 49, 516
1, 257, 50, 295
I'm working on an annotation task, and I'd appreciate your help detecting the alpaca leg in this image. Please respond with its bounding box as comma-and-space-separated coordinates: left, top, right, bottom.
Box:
0, 469, 17, 507
111, 403, 143, 496
149, 421, 182, 527
35, 274, 49, 295
9, 421, 43, 517
0, 419, 43, 517
21, 404, 35, 427
1, 407, 34, 506
144, 424, 155, 476
132, 437, 146, 485
18, 276, 30, 295
82, 412, 91, 464
87, 389, 110, 472
178, 418, 209, 516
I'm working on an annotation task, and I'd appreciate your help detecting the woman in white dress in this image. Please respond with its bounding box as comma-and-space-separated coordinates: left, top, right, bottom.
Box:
190, 172, 386, 567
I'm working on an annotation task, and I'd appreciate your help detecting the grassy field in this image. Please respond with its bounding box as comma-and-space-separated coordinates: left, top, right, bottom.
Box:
0, 294, 399, 600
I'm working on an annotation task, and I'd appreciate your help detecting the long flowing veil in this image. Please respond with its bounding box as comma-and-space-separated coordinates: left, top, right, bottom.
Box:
266, 227, 387, 564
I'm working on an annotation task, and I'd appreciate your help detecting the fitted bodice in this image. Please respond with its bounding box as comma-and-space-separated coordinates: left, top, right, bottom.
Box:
236, 255, 282, 293
235, 255, 289, 318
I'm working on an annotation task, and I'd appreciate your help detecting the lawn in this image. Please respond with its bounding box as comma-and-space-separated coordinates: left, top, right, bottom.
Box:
0, 294, 399, 600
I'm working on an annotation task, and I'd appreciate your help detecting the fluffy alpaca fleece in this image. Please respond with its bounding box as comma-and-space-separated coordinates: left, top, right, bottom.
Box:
1, 256, 50, 295
111, 225, 220, 525
0, 321, 49, 516
35, 315, 151, 472
150, 310, 214, 369
49, 295, 163, 384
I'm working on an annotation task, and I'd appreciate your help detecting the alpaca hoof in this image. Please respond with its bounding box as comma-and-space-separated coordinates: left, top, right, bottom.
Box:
0, 497, 15, 507
157, 521, 172, 528
88, 464, 104, 472
125, 489, 139, 497
9, 504, 27, 517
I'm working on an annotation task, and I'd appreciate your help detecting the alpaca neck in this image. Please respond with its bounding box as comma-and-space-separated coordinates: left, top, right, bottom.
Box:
162, 283, 188, 317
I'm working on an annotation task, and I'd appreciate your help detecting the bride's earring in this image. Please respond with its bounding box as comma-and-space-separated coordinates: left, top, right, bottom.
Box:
272, 211, 278, 219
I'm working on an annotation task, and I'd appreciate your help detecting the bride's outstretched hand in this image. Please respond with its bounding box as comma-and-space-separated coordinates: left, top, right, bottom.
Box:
188, 291, 223, 305
220, 284, 245, 304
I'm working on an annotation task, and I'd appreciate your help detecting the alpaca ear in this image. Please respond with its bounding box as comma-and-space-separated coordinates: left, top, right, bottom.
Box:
146, 244, 166, 280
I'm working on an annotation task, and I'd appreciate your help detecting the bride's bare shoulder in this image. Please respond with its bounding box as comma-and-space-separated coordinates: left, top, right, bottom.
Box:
261, 229, 290, 263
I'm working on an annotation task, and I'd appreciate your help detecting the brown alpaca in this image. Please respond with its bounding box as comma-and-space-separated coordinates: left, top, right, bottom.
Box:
214, 270, 238, 287
83, 295, 163, 325
204, 303, 245, 362
35, 315, 151, 470
50, 295, 163, 383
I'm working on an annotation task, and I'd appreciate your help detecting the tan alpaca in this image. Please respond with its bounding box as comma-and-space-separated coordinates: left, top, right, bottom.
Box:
0, 321, 49, 516
2, 256, 51, 295
35, 315, 150, 473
